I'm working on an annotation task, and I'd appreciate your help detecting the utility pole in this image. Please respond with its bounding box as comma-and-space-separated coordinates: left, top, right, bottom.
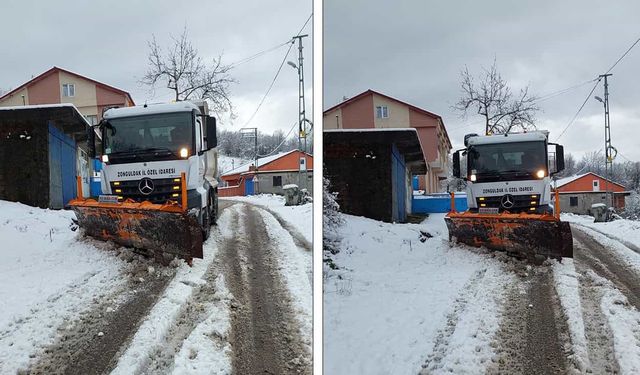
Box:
599, 73, 613, 208
292, 34, 308, 190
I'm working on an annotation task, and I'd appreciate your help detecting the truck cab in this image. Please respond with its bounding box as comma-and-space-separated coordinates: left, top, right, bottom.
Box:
452, 131, 565, 214
87, 100, 218, 237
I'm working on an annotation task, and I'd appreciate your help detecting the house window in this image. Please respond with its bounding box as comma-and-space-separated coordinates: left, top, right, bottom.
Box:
375, 105, 389, 118
569, 197, 578, 207
62, 84, 75, 97
593, 180, 600, 191
273, 176, 282, 187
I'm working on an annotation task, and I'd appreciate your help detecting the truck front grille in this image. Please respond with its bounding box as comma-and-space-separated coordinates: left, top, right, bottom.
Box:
110, 177, 182, 204
477, 195, 539, 212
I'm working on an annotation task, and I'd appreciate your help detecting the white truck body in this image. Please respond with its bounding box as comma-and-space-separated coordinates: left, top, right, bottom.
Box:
99, 101, 218, 218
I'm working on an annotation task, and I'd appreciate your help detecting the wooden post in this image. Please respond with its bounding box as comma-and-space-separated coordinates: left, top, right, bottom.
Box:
76, 176, 83, 199
450, 191, 456, 213
181, 172, 187, 211
554, 189, 560, 219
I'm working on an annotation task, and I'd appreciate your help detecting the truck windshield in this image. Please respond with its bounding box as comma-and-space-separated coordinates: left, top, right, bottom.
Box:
468, 141, 547, 175
103, 112, 193, 155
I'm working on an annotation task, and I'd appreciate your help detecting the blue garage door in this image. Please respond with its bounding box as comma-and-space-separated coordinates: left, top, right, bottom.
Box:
244, 176, 255, 196
48, 123, 77, 208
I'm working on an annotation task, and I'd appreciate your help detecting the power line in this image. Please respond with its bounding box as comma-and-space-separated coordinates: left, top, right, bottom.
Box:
257, 121, 298, 157
534, 78, 598, 103
228, 40, 291, 69
555, 78, 602, 141
241, 13, 313, 128
606, 35, 640, 73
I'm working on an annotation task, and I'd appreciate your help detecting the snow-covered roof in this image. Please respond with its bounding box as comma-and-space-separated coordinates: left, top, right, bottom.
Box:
104, 102, 200, 119
552, 172, 627, 190
222, 150, 310, 177
467, 131, 548, 145
324, 127, 418, 133
553, 173, 589, 188
0, 103, 91, 127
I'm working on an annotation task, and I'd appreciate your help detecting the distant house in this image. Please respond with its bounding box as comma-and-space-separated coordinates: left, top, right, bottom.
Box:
0, 104, 91, 208
552, 172, 631, 214
323, 89, 451, 194
324, 128, 427, 223
0, 66, 135, 125
0, 67, 135, 198
219, 150, 313, 197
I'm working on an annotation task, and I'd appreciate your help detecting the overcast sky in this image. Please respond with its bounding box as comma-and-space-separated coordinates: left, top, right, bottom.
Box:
1, 0, 312, 135
324, 0, 640, 162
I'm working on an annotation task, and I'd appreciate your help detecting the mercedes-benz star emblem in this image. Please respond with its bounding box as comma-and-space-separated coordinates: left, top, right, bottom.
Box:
501, 194, 515, 209
138, 178, 154, 195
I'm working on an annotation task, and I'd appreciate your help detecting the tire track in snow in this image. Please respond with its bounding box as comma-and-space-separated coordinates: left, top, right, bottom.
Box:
420, 268, 488, 372
573, 228, 640, 310
573, 261, 621, 374
222, 204, 311, 374
487, 264, 571, 375
23, 262, 175, 375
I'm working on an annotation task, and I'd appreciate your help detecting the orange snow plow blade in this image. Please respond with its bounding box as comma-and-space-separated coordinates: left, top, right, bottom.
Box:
445, 212, 573, 260
69, 199, 203, 262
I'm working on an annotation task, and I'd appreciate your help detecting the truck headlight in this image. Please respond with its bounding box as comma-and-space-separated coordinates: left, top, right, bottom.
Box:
180, 148, 189, 158
102, 154, 109, 163
470, 174, 477, 182
536, 170, 545, 178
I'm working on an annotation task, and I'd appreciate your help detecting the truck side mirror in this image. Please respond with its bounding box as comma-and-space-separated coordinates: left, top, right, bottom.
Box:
452, 151, 461, 178
87, 125, 96, 158
205, 115, 217, 150
556, 145, 565, 173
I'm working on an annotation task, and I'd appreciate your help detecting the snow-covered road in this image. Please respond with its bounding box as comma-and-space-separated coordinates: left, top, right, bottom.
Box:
0, 198, 311, 374
324, 213, 640, 374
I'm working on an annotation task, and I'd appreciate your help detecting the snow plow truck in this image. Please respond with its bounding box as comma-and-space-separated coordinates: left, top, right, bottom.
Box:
69, 101, 218, 264
446, 130, 573, 261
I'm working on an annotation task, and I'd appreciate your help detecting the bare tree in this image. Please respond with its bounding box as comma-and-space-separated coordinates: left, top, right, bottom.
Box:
454, 60, 539, 135
141, 27, 235, 116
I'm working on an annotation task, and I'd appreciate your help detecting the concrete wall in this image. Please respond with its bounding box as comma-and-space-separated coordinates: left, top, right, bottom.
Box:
256, 171, 313, 195
323, 107, 342, 129
325, 142, 393, 222
0, 116, 50, 208
0, 87, 29, 106
373, 93, 410, 128
28, 72, 61, 105
559, 192, 610, 215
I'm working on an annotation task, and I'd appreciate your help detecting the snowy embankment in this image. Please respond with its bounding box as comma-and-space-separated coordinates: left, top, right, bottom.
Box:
0, 200, 128, 373
225, 194, 312, 243
324, 213, 514, 374
563, 213, 640, 251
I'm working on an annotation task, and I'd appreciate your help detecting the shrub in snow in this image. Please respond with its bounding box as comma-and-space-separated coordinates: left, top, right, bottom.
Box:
622, 191, 640, 221
323, 176, 342, 269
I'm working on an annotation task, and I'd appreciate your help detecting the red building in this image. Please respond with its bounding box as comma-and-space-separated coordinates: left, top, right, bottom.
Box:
219, 150, 313, 197
553, 172, 630, 214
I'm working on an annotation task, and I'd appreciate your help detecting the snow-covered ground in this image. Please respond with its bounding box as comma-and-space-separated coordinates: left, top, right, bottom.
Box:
0, 197, 311, 374
225, 194, 312, 243
218, 154, 249, 176
563, 213, 640, 250
324, 213, 514, 374
0, 201, 130, 373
